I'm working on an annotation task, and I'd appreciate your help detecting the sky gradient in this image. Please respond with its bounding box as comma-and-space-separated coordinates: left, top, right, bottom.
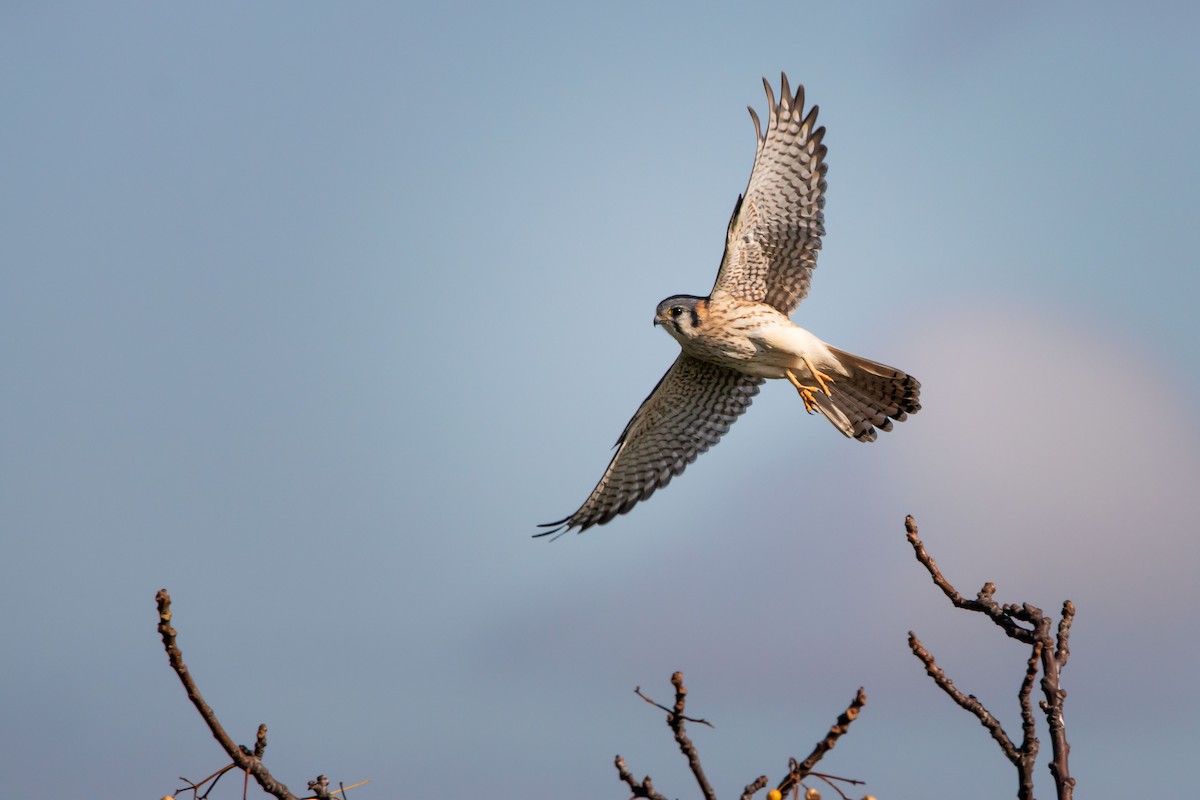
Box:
3, 2, 1198, 798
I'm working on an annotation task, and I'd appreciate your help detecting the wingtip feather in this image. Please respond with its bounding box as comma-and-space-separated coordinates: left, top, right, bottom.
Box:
747, 105, 762, 142
761, 76, 776, 125
534, 518, 574, 540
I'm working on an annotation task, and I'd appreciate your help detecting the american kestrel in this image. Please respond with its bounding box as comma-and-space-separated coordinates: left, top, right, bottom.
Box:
540, 74, 920, 536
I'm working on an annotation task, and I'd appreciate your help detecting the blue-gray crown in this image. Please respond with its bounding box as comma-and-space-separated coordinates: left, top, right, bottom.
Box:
655, 295, 703, 316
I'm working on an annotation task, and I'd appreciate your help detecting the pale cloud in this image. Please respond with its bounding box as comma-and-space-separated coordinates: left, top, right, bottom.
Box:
897, 302, 1199, 598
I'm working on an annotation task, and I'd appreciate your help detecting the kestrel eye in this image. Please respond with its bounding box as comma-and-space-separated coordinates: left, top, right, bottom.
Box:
670, 307, 683, 317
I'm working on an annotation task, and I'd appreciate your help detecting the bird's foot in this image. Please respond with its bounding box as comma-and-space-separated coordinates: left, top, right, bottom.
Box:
786, 369, 823, 414
801, 355, 835, 397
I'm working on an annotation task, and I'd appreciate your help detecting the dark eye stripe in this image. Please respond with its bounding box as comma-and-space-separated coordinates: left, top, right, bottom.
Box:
688, 308, 700, 328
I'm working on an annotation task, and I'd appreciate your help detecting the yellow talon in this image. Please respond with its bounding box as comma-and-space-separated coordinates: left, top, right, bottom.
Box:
785, 369, 821, 414
801, 354, 834, 397
787, 358, 835, 414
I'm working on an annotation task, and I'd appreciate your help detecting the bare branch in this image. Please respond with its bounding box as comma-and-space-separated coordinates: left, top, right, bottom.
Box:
1018, 642, 1041, 759
254, 724, 268, 759
905, 516, 1076, 800
635, 684, 714, 727
775, 687, 867, 798
1056, 600, 1075, 667
156, 589, 301, 800
157, 590, 365, 800
1039, 636, 1075, 800
617, 674, 869, 800
907, 632, 1021, 764
667, 672, 718, 800
622, 674, 720, 799
740, 775, 769, 800
614, 755, 668, 800
905, 516, 1036, 645
307, 775, 332, 800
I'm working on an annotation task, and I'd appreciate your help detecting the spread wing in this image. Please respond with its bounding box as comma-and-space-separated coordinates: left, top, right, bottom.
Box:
538, 356, 763, 536
710, 73, 828, 315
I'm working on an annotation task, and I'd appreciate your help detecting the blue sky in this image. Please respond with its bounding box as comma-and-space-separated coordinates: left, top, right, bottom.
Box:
3, 2, 1198, 798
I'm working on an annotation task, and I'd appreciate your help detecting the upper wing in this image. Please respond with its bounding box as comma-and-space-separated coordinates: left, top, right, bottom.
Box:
538, 355, 763, 536
710, 74, 828, 315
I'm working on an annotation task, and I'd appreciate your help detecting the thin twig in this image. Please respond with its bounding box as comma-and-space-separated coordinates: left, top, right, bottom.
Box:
810, 770, 867, 800
176, 763, 238, 799
302, 779, 370, 799
635, 685, 714, 727
775, 687, 867, 797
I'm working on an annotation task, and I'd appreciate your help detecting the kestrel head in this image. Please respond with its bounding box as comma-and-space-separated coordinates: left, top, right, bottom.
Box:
653, 295, 708, 342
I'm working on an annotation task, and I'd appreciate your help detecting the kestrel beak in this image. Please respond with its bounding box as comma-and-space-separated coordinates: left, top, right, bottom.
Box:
652, 314, 663, 327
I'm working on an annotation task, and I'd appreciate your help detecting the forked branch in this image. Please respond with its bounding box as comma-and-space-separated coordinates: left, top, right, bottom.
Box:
905, 516, 1075, 800
156, 589, 364, 800
616, 673, 870, 799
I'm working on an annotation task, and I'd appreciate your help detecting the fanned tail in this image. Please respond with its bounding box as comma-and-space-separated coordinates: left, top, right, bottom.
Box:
810, 348, 921, 442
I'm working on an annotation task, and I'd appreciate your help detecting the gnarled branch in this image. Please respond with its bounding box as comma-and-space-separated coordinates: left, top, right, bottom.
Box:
906, 516, 1075, 800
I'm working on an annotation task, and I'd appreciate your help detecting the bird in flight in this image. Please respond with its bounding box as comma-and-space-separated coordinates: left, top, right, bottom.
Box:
540, 74, 920, 537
